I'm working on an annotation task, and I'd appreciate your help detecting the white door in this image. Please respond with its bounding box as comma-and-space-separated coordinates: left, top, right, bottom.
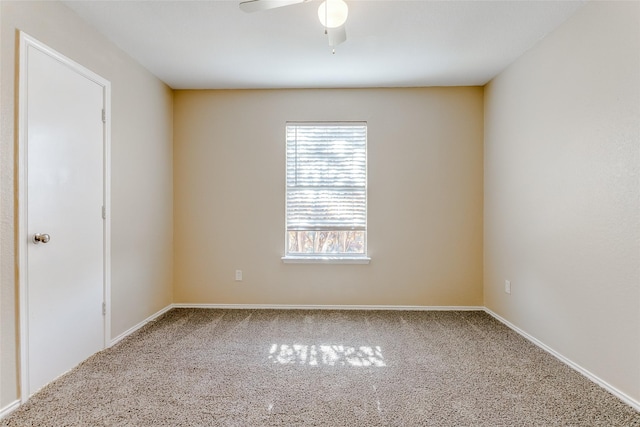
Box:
20, 34, 110, 397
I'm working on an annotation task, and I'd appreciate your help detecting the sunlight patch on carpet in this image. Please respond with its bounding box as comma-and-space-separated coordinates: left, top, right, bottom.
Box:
268, 344, 386, 367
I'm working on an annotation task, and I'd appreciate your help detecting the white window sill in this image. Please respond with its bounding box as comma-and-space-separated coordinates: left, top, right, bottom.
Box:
282, 256, 371, 265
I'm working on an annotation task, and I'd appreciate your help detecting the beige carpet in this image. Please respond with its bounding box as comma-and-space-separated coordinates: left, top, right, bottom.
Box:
2, 309, 639, 426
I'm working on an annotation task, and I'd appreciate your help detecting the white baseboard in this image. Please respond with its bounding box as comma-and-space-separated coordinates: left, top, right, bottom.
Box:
110, 304, 173, 346
484, 308, 640, 412
0, 400, 20, 420
172, 303, 485, 311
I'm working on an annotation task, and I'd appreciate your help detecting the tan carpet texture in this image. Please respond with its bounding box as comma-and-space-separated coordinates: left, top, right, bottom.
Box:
2, 309, 639, 426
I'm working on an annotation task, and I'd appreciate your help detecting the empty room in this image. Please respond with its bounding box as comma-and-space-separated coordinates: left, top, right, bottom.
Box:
0, 0, 638, 425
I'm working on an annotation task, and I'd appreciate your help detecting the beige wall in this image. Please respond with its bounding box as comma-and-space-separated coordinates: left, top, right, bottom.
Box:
484, 1, 640, 404
0, 1, 174, 407
173, 88, 484, 307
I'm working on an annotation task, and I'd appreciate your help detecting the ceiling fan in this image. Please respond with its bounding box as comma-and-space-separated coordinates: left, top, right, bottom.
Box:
239, 0, 348, 52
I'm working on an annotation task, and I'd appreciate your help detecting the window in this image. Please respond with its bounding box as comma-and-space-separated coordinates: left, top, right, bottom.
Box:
284, 122, 369, 263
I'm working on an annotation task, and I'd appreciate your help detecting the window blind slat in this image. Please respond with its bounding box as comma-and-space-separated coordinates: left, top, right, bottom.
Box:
286, 123, 367, 232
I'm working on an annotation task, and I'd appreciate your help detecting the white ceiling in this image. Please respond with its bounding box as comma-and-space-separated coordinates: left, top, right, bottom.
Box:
63, 0, 585, 89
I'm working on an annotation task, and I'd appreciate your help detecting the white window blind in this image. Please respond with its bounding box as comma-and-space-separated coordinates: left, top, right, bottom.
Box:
285, 122, 367, 257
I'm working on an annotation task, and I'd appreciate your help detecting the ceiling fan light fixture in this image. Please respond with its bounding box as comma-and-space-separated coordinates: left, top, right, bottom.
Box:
317, 0, 348, 29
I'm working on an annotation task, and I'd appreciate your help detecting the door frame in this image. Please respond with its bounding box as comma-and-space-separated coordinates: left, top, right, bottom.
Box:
17, 31, 111, 401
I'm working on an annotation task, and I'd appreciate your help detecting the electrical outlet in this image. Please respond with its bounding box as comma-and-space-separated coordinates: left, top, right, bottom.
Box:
235, 270, 243, 281
505, 280, 511, 294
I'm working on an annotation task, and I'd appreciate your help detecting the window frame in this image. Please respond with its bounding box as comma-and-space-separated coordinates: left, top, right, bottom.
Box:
282, 121, 370, 264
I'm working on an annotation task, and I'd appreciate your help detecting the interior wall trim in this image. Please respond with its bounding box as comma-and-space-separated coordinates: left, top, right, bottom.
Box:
171, 303, 485, 311
0, 400, 20, 420
109, 304, 173, 347
484, 308, 640, 412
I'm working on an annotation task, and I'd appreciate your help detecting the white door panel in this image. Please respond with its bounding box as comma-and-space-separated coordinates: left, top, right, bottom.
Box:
21, 35, 109, 397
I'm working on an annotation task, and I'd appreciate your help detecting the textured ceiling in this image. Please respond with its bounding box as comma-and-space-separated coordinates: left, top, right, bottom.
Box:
63, 0, 585, 89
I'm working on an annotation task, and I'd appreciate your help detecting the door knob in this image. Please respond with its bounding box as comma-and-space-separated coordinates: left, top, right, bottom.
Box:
33, 233, 50, 244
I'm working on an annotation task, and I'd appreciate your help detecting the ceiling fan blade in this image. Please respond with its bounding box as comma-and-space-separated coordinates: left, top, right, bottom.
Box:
239, 0, 309, 13
327, 25, 347, 47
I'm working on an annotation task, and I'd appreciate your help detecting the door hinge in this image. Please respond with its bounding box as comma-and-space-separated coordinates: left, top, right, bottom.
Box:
101, 206, 106, 219
101, 109, 106, 123
102, 302, 106, 316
